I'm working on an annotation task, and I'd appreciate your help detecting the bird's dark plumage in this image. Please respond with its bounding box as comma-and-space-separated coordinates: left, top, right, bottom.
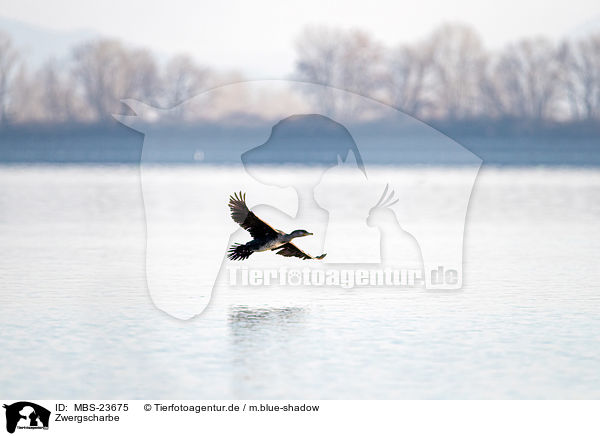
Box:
228, 192, 278, 240
227, 191, 326, 261
227, 243, 254, 261
273, 243, 327, 260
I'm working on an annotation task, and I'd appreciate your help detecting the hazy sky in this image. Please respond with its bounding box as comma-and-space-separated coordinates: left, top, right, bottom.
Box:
1, 0, 599, 76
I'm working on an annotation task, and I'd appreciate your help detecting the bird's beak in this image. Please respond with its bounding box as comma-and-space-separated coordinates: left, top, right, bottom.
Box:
307, 232, 313, 236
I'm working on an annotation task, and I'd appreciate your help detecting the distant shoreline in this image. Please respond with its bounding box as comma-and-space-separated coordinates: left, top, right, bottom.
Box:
1, 121, 599, 166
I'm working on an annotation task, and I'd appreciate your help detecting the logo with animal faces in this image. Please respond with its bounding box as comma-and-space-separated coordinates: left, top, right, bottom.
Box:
115, 80, 481, 319
3, 402, 50, 434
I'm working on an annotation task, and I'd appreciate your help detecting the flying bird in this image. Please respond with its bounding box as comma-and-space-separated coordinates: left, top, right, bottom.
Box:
227, 192, 326, 261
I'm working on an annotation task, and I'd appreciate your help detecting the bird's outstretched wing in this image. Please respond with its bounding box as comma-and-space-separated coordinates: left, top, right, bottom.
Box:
228, 192, 279, 239
274, 243, 327, 260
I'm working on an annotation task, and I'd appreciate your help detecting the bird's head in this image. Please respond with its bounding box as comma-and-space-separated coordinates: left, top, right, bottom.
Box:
289, 229, 313, 238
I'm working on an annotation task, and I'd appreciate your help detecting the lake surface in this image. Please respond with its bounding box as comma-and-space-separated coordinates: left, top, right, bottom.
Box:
0, 165, 599, 399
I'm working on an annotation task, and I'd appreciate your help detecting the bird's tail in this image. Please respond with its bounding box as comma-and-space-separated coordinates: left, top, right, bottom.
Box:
227, 243, 254, 261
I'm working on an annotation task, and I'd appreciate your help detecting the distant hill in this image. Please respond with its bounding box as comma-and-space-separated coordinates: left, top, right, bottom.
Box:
0, 16, 174, 67
0, 16, 98, 65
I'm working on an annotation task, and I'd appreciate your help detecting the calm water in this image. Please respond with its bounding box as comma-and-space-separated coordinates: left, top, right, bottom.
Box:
0, 165, 599, 399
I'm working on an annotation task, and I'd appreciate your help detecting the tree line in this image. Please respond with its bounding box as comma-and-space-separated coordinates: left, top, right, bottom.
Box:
295, 24, 600, 123
0, 23, 599, 126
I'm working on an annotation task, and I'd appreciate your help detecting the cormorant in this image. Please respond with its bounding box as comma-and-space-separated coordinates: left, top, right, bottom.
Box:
227, 192, 327, 261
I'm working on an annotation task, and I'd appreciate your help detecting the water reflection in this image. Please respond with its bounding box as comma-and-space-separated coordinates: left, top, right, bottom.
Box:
229, 306, 306, 332
229, 306, 307, 397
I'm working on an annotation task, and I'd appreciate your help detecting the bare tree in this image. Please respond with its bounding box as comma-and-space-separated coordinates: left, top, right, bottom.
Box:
36, 59, 81, 122
558, 34, 600, 120
383, 41, 435, 117
294, 25, 383, 117
478, 50, 509, 119
427, 23, 487, 119
161, 54, 211, 108
490, 38, 561, 120
72, 39, 160, 121
0, 31, 20, 124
